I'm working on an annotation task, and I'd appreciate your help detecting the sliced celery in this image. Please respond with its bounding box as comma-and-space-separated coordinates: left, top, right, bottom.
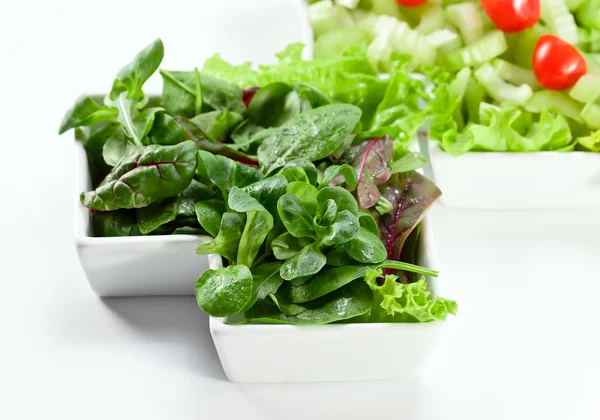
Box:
389, 21, 438, 66
336, 0, 361, 8
464, 76, 486, 124
474, 64, 534, 106
427, 29, 462, 53
442, 31, 507, 72
583, 53, 600, 75
371, 0, 402, 18
354, 11, 380, 37
491, 59, 539, 89
581, 103, 600, 128
445, 2, 484, 45
415, 4, 445, 35
576, 0, 600, 31
510, 25, 549, 69
524, 91, 584, 122
569, 74, 600, 103
309, 1, 354, 37
367, 16, 398, 72
541, 0, 579, 44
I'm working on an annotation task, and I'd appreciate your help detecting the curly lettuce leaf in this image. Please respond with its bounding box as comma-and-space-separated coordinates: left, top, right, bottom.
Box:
364, 269, 457, 323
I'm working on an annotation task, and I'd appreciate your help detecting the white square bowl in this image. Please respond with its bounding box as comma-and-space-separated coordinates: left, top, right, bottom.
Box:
74, 142, 214, 296
424, 141, 600, 209
209, 220, 445, 383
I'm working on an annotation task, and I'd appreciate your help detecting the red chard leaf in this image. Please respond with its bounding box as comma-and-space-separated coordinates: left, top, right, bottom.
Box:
342, 135, 393, 209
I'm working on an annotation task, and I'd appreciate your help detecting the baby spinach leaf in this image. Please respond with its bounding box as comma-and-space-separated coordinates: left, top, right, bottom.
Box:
196, 212, 243, 263
268, 293, 307, 316
147, 113, 182, 145
320, 210, 360, 246
280, 159, 319, 186
271, 233, 314, 260
287, 264, 373, 303
277, 193, 316, 239
319, 164, 358, 191
280, 242, 327, 281
240, 175, 288, 217
197, 151, 262, 199
83, 125, 115, 185
287, 181, 318, 214
58, 95, 118, 134
345, 227, 387, 264
376, 171, 441, 263
358, 212, 379, 236
341, 135, 393, 209
257, 104, 362, 173
160, 70, 245, 117
137, 197, 179, 235
317, 186, 359, 216
247, 82, 293, 127
102, 130, 142, 166
241, 262, 286, 312
195, 264, 252, 317
190, 110, 244, 141
110, 92, 163, 145
280, 167, 310, 183
195, 199, 226, 237
81, 141, 197, 210
114, 38, 164, 100
92, 209, 140, 237
228, 187, 274, 268
245, 280, 372, 325
326, 246, 355, 267
293, 82, 332, 108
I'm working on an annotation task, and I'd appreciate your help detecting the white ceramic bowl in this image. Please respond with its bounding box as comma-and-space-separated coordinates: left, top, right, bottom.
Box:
209, 220, 445, 383
424, 141, 600, 209
74, 142, 213, 296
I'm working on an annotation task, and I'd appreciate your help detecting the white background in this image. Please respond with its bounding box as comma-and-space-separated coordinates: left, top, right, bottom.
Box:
1, 0, 599, 418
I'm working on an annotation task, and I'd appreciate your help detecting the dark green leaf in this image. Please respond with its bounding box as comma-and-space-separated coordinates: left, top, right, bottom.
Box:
112, 38, 164, 100
110, 92, 162, 145
326, 246, 354, 267
320, 210, 360, 246
319, 164, 358, 191
190, 110, 244, 141
240, 175, 288, 217
195, 265, 252, 317
257, 104, 362, 172
287, 181, 318, 214
137, 197, 179, 235
195, 199, 226, 238
197, 151, 262, 198
196, 212, 243, 263
317, 186, 359, 216
102, 129, 142, 166
147, 113, 183, 145
293, 82, 332, 108
288, 264, 373, 303
272, 232, 315, 260
247, 82, 293, 126
59, 95, 118, 134
81, 141, 198, 210
358, 212, 379, 235
83, 125, 115, 185
280, 243, 327, 280
242, 262, 286, 312
280, 159, 319, 185
92, 209, 140, 237
346, 227, 387, 263
277, 193, 315, 239
268, 293, 307, 316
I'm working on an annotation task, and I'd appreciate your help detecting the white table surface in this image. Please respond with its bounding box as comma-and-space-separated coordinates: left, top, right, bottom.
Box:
1, 1, 599, 419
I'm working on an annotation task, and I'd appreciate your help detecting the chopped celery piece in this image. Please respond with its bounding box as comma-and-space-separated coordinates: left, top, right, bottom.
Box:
450, 67, 472, 99
371, 0, 402, 18
373, 14, 399, 37
569, 74, 600, 103
309, 1, 354, 36
510, 25, 549, 69
583, 53, 600, 75
576, 0, 600, 31
491, 59, 539, 89
442, 30, 507, 72
427, 29, 462, 53
565, 0, 585, 11
464, 76, 486, 123
581, 103, 600, 128
525, 91, 584, 122
415, 4, 445, 35
336, 0, 361, 8
315, 27, 373, 58
389, 21, 437, 66
474, 64, 534, 106
367, 18, 397, 72
445, 2, 484, 45
355, 11, 380, 37
541, 0, 579, 44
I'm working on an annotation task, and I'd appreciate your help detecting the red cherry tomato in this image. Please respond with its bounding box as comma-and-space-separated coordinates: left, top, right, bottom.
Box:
479, 0, 540, 33
533, 34, 587, 91
395, 0, 428, 7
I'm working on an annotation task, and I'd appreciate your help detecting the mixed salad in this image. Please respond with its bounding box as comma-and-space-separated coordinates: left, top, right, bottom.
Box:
59, 39, 457, 325
308, 0, 600, 154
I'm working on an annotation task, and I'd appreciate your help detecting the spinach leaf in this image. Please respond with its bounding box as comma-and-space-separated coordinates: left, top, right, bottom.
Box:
271, 233, 314, 260
257, 104, 362, 173
160, 70, 245, 117
195, 264, 252, 317
240, 175, 288, 217
102, 129, 142, 166
196, 212, 243, 263
147, 113, 183, 145
81, 141, 197, 210
197, 151, 262, 199
358, 212, 379, 235
195, 199, 226, 238
345, 227, 387, 264
277, 193, 316, 239
293, 82, 332, 108
286, 181, 318, 214
241, 262, 285, 312
92, 209, 140, 237
113, 38, 164, 100
245, 280, 372, 325
110, 92, 163, 145
326, 246, 355, 267
82, 125, 115, 185
247, 82, 293, 127
319, 164, 357, 191
137, 197, 179, 235
228, 187, 274, 267
320, 210, 360, 246
280, 166, 310, 183
280, 159, 319, 186
287, 265, 373, 303
190, 110, 244, 141
279, 242, 327, 281
268, 293, 307, 316
59, 96, 118, 134
317, 187, 359, 216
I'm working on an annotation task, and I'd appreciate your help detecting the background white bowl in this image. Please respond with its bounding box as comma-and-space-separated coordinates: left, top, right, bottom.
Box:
210, 220, 446, 383
424, 141, 600, 209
